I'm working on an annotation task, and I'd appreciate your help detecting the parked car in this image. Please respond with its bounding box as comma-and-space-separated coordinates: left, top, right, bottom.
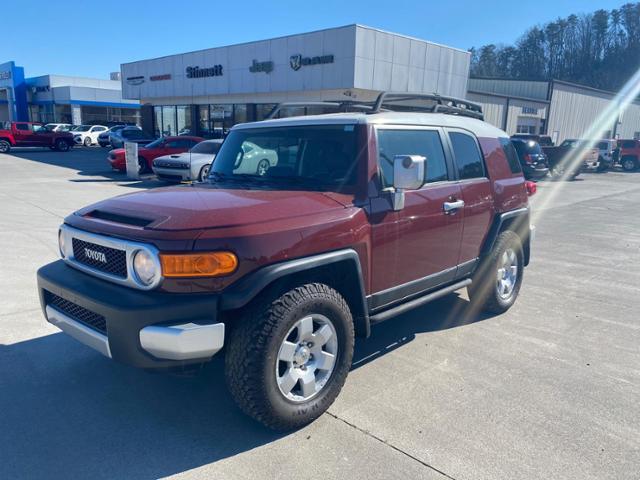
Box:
0, 121, 75, 153
543, 139, 600, 179
37, 93, 536, 430
71, 125, 109, 147
98, 125, 128, 147
511, 134, 554, 147
44, 123, 73, 132
108, 126, 155, 150
595, 139, 616, 171
616, 139, 640, 171
108, 135, 204, 173
510, 138, 549, 180
153, 139, 224, 182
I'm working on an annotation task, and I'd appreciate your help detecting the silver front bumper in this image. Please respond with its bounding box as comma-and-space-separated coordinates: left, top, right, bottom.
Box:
46, 305, 112, 358
45, 305, 225, 362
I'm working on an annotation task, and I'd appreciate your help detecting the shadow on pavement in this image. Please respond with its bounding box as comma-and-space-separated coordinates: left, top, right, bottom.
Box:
0, 291, 491, 479
8, 147, 167, 190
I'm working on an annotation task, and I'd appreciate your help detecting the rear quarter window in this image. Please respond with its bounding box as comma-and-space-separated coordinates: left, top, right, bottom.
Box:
500, 138, 522, 174
449, 131, 486, 180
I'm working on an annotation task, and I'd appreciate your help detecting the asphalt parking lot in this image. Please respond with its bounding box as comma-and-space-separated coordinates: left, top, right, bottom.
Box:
1, 147, 639, 480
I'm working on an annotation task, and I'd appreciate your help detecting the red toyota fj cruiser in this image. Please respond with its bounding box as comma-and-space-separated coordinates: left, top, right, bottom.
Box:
37, 93, 535, 430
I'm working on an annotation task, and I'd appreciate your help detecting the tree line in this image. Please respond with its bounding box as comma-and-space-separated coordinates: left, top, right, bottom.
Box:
470, 2, 640, 92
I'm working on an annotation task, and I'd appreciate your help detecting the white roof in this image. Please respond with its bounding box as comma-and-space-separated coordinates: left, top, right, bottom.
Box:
233, 111, 507, 138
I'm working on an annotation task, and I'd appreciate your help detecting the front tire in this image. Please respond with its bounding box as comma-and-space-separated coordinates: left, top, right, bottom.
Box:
621, 156, 638, 172
137, 157, 148, 174
198, 164, 210, 182
469, 230, 524, 314
225, 283, 354, 431
0, 140, 11, 153
83, 136, 92, 147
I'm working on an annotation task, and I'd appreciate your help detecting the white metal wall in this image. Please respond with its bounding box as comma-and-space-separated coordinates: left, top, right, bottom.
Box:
547, 82, 620, 142
618, 101, 640, 139
468, 78, 549, 101
505, 98, 548, 135
467, 92, 507, 129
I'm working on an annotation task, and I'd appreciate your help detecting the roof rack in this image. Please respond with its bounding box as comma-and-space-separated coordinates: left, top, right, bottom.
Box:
265, 91, 484, 121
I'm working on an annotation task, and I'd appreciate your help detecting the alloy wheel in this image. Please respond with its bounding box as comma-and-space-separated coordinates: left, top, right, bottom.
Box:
496, 248, 518, 300
276, 314, 338, 402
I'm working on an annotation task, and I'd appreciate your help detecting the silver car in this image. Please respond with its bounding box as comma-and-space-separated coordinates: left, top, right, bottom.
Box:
152, 139, 224, 182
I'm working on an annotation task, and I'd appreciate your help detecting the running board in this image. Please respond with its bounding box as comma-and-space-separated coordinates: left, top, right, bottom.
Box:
369, 279, 472, 324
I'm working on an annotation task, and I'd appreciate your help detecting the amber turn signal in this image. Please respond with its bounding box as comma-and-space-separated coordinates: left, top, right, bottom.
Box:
160, 252, 238, 278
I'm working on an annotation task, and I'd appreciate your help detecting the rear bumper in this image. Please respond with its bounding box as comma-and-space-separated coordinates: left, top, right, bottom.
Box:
37, 260, 223, 369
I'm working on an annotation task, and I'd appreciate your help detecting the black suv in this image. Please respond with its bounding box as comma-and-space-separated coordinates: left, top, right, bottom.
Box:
511, 138, 550, 180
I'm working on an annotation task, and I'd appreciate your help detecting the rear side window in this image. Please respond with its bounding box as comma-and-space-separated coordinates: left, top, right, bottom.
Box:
500, 138, 522, 174
620, 140, 637, 148
376, 129, 448, 187
449, 132, 485, 179
16, 124, 29, 131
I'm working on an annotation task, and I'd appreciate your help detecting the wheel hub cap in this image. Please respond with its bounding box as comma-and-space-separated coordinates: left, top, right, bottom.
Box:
276, 314, 338, 402
496, 248, 518, 299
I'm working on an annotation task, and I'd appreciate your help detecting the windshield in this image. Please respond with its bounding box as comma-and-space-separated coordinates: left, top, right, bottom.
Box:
144, 138, 164, 148
209, 125, 358, 192
74, 126, 91, 132
191, 141, 221, 154
515, 140, 542, 154
122, 129, 148, 139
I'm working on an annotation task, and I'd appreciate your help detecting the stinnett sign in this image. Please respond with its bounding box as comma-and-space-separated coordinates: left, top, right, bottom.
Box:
186, 65, 223, 78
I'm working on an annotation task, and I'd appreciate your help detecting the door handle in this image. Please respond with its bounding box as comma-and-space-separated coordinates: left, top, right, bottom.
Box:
443, 200, 465, 214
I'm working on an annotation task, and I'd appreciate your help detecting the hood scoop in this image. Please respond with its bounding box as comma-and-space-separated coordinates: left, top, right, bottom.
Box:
84, 209, 156, 228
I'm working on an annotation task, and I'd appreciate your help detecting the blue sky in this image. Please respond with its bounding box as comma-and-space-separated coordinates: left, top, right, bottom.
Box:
4, 0, 628, 78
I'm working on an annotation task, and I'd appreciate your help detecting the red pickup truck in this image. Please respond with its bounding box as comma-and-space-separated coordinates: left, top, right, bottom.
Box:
0, 122, 75, 153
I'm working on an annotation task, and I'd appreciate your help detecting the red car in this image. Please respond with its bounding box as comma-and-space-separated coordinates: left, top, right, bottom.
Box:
38, 93, 535, 430
0, 122, 75, 153
108, 136, 204, 173
617, 139, 640, 171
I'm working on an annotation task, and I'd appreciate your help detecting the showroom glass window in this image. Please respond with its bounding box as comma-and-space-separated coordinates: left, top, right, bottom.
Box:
376, 129, 449, 188
449, 132, 486, 179
161, 106, 177, 136
177, 106, 192, 136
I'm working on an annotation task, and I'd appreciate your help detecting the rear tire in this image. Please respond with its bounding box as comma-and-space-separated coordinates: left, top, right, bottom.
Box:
55, 139, 70, 152
137, 157, 148, 174
0, 140, 11, 153
469, 230, 524, 315
225, 283, 354, 431
621, 156, 638, 172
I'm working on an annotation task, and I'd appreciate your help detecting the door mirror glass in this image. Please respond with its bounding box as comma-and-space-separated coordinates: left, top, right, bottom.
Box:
393, 155, 426, 191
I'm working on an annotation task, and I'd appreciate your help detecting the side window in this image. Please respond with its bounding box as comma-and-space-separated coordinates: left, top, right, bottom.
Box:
376, 129, 448, 188
16, 124, 30, 131
165, 140, 191, 149
449, 131, 485, 180
500, 138, 522, 174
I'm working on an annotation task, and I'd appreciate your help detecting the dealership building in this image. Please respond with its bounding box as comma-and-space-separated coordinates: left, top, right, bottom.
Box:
0, 61, 140, 125
468, 78, 640, 143
120, 25, 471, 138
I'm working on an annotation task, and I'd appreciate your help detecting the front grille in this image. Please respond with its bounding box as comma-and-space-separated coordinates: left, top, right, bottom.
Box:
154, 160, 188, 169
45, 290, 107, 334
72, 238, 127, 278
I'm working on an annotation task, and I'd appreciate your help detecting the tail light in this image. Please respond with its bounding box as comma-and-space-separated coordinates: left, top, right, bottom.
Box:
524, 154, 533, 164
525, 180, 537, 196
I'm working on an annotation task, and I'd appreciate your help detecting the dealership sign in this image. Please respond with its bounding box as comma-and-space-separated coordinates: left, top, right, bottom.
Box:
186, 65, 223, 78
126, 76, 145, 85
150, 74, 171, 81
249, 59, 273, 74
289, 54, 334, 71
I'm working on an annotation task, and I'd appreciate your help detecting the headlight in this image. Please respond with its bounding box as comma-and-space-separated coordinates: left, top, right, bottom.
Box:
133, 250, 159, 286
58, 229, 66, 258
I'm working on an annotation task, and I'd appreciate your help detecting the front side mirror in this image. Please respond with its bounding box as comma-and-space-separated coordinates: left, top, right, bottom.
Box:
390, 155, 426, 211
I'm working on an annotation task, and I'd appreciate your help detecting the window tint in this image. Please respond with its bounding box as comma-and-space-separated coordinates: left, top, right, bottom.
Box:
190, 141, 221, 154
500, 138, 522, 174
16, 124, 29, 131
376, 129, 448, 187
620, 140, 637, 149
166, 139, 192, 149
449, 132, 485, 179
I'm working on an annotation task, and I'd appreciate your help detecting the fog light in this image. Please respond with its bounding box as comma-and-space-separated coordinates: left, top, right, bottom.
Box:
133, 250, 158, 286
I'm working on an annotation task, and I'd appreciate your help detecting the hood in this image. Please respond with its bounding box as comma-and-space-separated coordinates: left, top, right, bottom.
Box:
74, 185, 346, 231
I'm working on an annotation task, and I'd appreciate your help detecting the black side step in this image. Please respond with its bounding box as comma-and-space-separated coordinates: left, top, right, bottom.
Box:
369, 279, 472, 324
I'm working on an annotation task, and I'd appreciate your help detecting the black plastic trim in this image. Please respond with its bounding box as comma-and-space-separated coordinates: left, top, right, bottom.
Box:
220, 249, 370, 337
481, 207, 531, 265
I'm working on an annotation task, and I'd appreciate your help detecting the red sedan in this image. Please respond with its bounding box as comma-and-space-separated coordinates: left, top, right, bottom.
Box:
108, 136, 204, 173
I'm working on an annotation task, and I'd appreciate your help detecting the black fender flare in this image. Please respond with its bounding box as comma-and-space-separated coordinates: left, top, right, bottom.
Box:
481, 207, 531, 266
220, 249, 370, 337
